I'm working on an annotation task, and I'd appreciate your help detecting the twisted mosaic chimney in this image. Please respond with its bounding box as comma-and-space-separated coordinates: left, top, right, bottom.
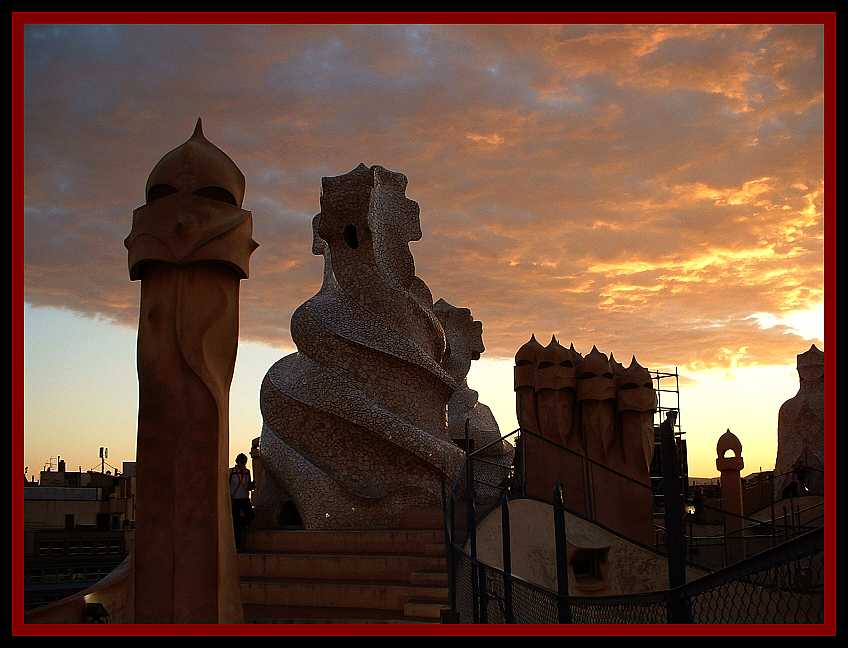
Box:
435, 298, 513, 502
258, 164, 466, 529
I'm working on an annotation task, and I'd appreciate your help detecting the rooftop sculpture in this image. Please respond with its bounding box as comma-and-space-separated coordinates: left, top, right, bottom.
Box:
515, 336, 657, 544
25, 119, 257, 625
716, 429, 745, 562
125, 119, 255, 623
435, 298, 513, 501
773, 344, 824, 499
258, 164, 466, 529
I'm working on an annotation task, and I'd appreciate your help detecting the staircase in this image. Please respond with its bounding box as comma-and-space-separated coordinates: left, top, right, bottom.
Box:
239, 529, 449, 623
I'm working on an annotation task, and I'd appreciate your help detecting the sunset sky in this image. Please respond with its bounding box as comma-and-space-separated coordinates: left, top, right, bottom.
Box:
23, 23, 824, 480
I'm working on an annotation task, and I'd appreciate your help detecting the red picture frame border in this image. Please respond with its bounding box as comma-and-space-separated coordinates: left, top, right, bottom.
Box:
10, 10, 837, 637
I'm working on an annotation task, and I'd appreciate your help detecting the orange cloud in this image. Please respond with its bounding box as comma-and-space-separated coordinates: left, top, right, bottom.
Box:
465, 132, 505, 146
22, 23, 823, 372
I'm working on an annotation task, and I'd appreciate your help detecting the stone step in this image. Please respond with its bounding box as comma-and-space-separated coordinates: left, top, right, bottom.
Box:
239, 552, 446, 581
397, 506, 445, 530
422, 542, 446, 557
409, 570, 448, 587
243, 604, 436, 624
403, 600, 449, 620
245, 529, 444, 555
240, 577, 448, 612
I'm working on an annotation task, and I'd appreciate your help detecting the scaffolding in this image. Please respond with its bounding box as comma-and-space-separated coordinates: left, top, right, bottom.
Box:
649, 367, 688, 514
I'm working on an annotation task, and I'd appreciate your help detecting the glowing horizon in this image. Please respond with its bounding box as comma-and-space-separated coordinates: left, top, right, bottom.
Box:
23, 303, 820, 481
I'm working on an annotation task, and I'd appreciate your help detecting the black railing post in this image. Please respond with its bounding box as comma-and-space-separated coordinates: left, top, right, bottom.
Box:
520, 430, 526, 497
448, 492, 457, 611
770, 472, 776, 548
660, 411, 690, 623
789, 497, 795, 538
515, 398, 525, 498
478, 554, 489, 623
783, 505, 789, 541
720, 496, 728, 568
500, 494, 514, 623
789, 497, 794, 534
465, 423, 489, 624
440, 478, 459, 623
465, 420, 480, 623
553, 481, 572, 623
688, 514, 694, 563
514, 427, 526, 498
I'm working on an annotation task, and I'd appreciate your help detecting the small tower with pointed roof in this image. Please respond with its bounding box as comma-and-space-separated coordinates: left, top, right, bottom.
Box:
716, 429, 745, 563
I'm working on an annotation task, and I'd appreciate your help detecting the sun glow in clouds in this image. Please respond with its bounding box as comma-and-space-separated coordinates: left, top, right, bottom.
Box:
749, 303, 824, 343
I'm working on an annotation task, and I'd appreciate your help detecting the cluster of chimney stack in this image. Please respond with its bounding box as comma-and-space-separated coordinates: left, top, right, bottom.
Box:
514, 334, 658, 545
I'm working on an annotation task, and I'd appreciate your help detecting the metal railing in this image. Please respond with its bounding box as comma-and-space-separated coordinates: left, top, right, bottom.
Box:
458, 417, 683, 555
448, 492, 823, 624
681, 466, 824, 571
442, 413, 825, 624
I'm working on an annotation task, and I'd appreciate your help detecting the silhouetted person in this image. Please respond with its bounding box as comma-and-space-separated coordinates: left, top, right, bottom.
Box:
229, 453, 254, 552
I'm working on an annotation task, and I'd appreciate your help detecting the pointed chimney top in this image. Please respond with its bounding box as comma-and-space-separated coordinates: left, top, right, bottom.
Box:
144, 116, 246, 210
582, 345, 611, 375
516, 333, 544, 364
797, 344, 824, 368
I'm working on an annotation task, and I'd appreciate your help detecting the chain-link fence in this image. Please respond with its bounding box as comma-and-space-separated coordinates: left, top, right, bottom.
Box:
449, 526, 823, 624
685, 526, 823, 623
510, 571, 560, 624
